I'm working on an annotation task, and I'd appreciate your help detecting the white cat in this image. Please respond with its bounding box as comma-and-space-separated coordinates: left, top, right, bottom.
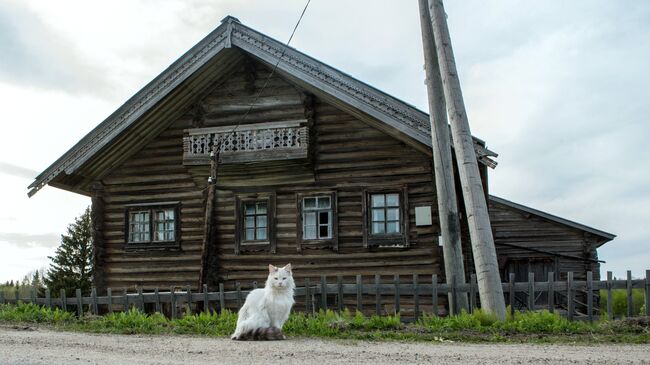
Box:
231, 263, 295, 340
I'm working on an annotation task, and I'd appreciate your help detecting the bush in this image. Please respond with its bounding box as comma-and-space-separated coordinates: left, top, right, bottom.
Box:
600, 289, 645, 317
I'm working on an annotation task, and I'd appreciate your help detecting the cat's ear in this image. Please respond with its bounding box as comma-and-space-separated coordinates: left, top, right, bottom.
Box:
269, 264, 278, 273
282, 263, 292, 274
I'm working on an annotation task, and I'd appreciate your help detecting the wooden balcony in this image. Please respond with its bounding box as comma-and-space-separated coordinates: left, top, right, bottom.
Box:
183, 120, 308, 165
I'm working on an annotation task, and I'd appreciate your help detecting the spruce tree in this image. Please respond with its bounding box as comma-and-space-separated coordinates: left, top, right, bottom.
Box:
44, 207, 94, 297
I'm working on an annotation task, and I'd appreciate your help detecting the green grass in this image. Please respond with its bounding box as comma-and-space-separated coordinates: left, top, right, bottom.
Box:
1, 303, 648, 343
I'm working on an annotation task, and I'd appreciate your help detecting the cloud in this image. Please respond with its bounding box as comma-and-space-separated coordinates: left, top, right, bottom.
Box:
0, 2, 112, 96
0, 232, 60, 249
0, 161, 38, 180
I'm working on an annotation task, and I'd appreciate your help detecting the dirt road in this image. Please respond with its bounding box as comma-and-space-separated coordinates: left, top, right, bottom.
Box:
1, 326, 648, 364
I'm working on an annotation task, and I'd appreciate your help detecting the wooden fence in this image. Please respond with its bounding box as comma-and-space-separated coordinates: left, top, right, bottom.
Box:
1, 270, 648, 322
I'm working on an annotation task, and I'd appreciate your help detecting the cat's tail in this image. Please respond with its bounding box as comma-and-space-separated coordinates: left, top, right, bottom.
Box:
232, 327, 286, 341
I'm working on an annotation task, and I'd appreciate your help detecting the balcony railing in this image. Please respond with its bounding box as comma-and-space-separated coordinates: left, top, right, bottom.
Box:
183, 120, 308, 164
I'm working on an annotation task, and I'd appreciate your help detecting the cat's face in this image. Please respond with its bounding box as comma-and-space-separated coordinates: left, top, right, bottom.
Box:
268, 264, 293, 289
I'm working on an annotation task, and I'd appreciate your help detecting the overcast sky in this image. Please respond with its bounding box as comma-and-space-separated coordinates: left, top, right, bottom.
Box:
1, 0, 648, 283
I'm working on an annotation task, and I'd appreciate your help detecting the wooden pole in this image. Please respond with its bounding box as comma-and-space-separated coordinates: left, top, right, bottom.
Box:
417, 0, 468, 314
199, 147, 220, 289
427, 0, 506, 320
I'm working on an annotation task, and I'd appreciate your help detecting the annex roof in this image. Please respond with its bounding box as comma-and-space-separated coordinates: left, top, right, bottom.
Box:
490, 195, 616, 245
28, 16, 496, 197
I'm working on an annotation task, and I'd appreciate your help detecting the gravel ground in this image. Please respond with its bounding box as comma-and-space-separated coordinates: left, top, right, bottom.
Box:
1, 326, 649, 365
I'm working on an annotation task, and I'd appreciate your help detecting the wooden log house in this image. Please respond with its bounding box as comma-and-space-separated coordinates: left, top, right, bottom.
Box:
28, 17, 614, 312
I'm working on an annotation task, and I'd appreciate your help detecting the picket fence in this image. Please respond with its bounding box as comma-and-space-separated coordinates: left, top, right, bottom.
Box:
2, 270, 648, 322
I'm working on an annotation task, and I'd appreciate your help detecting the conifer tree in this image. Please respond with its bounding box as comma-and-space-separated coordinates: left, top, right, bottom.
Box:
44, 207, 94, 297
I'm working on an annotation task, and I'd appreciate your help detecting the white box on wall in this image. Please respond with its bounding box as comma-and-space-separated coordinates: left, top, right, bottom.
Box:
415, 206, 432, 226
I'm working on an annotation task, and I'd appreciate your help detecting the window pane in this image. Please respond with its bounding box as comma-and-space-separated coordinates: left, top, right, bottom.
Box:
304, 198, 316, 209
256, 215, 267, 228
372, 208, 385, 222
317, 197, 330, 209
386, 194, 399, 207
256, 228, 267, 240
319, 211, 329, 225
387, 221, 400, 233
245, 204, 255, 215
245, 228, 255, 241
304, 225, 317, 240
319, 225, 329, 238
256, 202, 267, 214
142, 231, 150, 241
372, 222, 385, 234
305, 212, 316, 226
371, 194, 385, 207
165, 209, 174, 220
245, 216, 255, 229
166, 231, 175, 241
387, 208, 399, 221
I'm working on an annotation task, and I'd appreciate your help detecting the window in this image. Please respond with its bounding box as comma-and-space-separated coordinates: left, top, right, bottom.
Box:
371, 193, 400, 234
125, 203, 180, 249
362, 187, 410, 248
303, 196, 332, 239
244, 202, 268, 241
296, 192, 338, 251
235, 193, 276, 254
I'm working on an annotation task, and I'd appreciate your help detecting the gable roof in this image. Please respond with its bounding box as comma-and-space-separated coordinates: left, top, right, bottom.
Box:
28, 16, 496, 197
489, 195, 616, 245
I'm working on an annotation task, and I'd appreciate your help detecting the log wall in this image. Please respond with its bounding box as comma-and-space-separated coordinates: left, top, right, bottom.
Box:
98, 59, 443, 292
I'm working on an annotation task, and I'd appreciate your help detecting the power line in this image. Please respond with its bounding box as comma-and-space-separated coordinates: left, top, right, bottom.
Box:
215, 0, 312, 154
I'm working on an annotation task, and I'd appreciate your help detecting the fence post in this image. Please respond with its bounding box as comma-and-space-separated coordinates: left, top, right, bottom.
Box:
586, 271, 593, 323
15, 288, 19, 303
567, 272, 574, 321
91, 287, 98, 315
469, 273, 476, 313
547, 272, 554, 313
375, 274, 381, 315
528, 272, 535, 312
432, 274, 438, 317
646, 270, 650, 317
186, 286, 192, 313
203, 284, 210, 315
450, 274, 457, 316
138, 286, 145, 312
218, 283, 225, 313
356, 275, 363, 313
320, 275, 327, 311
235, 283, 242, 310
76, 289, 83, 318
337, 275, 344, 312
45, 289, 52, 309
394, 274, 400, 315
170, 286, 176, 320
508, 273, 515, 317
123, 288, 129, 311
60, 289, 67, 312
626, 270, 633, 317
413, 274, 419, 320
154, 287, 161, 313
606, 272, 613, 320
253, 281, 258, 290
0, 291, 5, 305
305, 278, 311, 314
107, 288, 113, 314
30, 287, 36, 304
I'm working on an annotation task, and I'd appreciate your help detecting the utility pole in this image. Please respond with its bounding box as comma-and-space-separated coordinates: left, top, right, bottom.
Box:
417, 0, 468, 315
426, 0, 506, 320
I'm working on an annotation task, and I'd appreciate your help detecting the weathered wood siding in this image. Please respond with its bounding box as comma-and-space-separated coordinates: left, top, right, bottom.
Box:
98, 58, 443, 294
100, 123, 205, 290
487, 199, 601, 281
